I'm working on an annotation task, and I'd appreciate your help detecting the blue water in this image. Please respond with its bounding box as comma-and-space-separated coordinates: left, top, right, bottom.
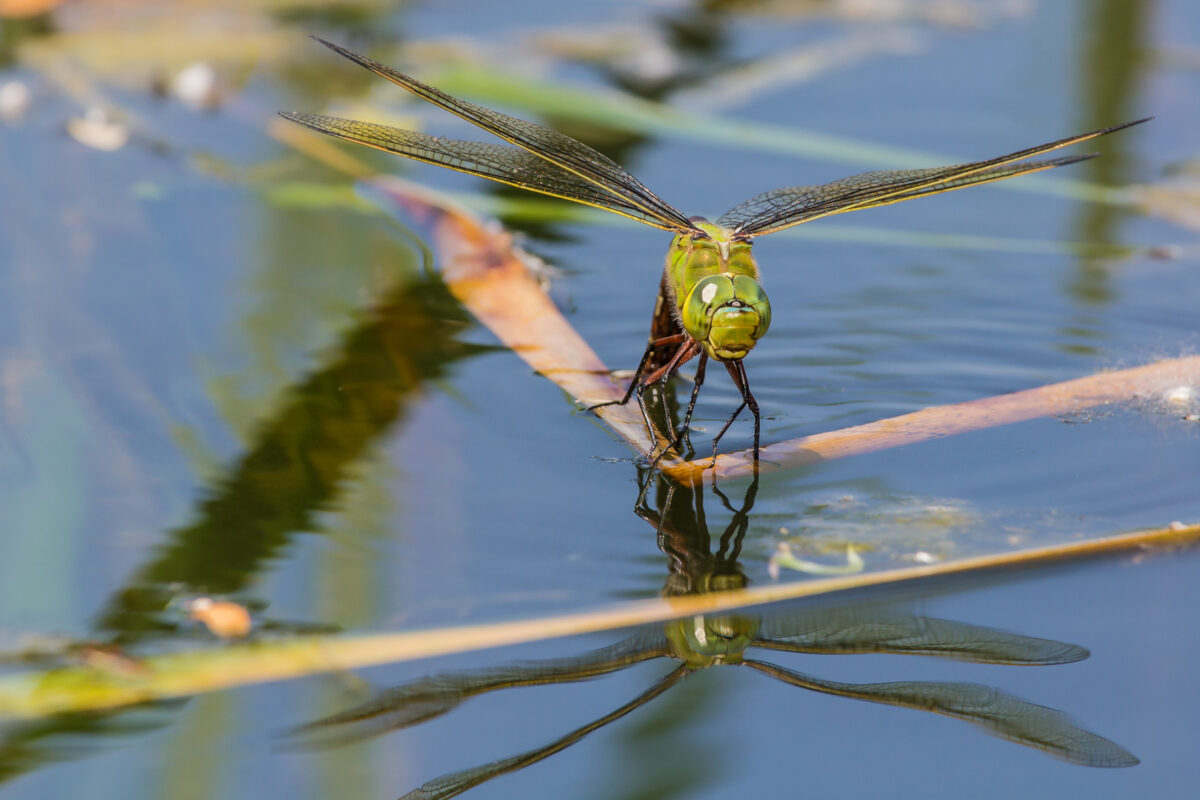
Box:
0, 0, 1197, 797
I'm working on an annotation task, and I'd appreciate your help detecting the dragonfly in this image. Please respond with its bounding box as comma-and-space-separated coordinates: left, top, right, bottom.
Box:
282, 37, 1148, 463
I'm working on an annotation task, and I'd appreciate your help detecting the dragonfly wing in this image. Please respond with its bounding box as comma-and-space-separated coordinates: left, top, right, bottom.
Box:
718, 118, 1150, 236
284, 629, 671, 749
755, 610, 1088, 665
309, 37, 696, 233
282, 112, 678, 228
746, 660, 1139, 767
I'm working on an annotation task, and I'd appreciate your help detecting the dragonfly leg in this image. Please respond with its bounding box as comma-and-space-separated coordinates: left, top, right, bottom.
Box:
711, 359, 760, 462
675, 351, 708, 456
638, 382, 670, 461
588, 334, 687, 410
712, 471, 758, 561
643, 339, 702, 466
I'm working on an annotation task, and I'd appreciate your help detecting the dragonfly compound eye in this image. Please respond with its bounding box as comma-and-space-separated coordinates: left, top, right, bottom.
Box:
682, 275, 771, 360
665, 614, 757, 666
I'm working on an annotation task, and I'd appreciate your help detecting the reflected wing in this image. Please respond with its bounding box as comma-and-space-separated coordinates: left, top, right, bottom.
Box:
717, 118, 1150, 236
289, 37, 696, 233
399, 666, 688, 800
745, 660, 1138, 768
283, 630, 671, 749
756, 609, 1087, 665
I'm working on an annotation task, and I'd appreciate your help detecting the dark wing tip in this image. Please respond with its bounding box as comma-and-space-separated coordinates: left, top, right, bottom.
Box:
310, 35, 346, 54
1052, 151, 1101, 167
277, 110, 323, 130
1097, 116, 1153, 136
310, 36, 383, 72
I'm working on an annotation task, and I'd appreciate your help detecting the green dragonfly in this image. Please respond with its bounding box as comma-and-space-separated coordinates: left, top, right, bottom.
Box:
282, 37, 1148, 462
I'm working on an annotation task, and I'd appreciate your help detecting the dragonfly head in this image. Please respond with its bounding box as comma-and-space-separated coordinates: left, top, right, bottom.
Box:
680, 273, 772, 361
665, 610, 759, 667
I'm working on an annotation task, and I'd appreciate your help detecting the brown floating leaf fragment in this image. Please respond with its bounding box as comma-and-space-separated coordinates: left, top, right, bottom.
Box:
188, 597, 253, 639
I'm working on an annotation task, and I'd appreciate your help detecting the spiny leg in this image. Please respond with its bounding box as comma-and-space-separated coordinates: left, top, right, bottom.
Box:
712, 471, 759, 561
637, 381, 672, 462
710, 359, 761, 462
675, 351, 708, 459
589, 334, 686, 410
729, 359, 761, 461
644, 339, 701, 465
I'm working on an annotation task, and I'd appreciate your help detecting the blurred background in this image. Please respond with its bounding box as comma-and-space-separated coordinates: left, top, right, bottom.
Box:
0, 1, 1197, 798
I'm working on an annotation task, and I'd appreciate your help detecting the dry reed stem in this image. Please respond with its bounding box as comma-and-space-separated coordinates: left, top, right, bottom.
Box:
371, 176, 675, 460
665, 355, 1200, 481
1, 519, 1195, 719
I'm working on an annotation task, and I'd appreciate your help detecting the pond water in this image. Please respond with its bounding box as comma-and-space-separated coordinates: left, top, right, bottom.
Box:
0, 0, 1198, 798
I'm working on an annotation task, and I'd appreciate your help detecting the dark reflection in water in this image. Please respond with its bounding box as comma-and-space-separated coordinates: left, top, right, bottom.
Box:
1068, 0, 1149, 309
0, 269, 487, 783
285, 475, 1137, 800
96, 272, 486, 642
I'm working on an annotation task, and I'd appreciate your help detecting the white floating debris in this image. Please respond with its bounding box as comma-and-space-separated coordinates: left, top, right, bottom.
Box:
67, 107, 129, 151
768, 542, 864, 579
911, 550, 939, 564
1165, 385, 1194, 406
0, 80, 31, 122
171, 62, 219, 110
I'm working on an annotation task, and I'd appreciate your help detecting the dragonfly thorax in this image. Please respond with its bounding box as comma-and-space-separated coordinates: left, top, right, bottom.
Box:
668, 223, 771, 361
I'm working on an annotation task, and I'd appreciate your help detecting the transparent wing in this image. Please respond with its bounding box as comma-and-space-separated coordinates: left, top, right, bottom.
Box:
398, 666, 688, 800
717, 118, 1150, 236
300, 37, 696, 233
755, 608, 1088, 665
746, 660, 1138, 768
280, 112, 674, 228
283, 630, 671, 749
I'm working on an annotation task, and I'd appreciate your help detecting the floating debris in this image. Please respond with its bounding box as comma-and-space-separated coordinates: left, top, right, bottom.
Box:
0, 80, 30, 123
66, 107, 129, 151
1146, 244, 1183, 260
171, 62, 220, 110
187, 597, 253, 639
768, 543, 864, 579
1164, 385, 1194, 406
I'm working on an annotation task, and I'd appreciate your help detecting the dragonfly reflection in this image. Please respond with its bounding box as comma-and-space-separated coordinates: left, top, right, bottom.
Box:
285, 476, 1137, 798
